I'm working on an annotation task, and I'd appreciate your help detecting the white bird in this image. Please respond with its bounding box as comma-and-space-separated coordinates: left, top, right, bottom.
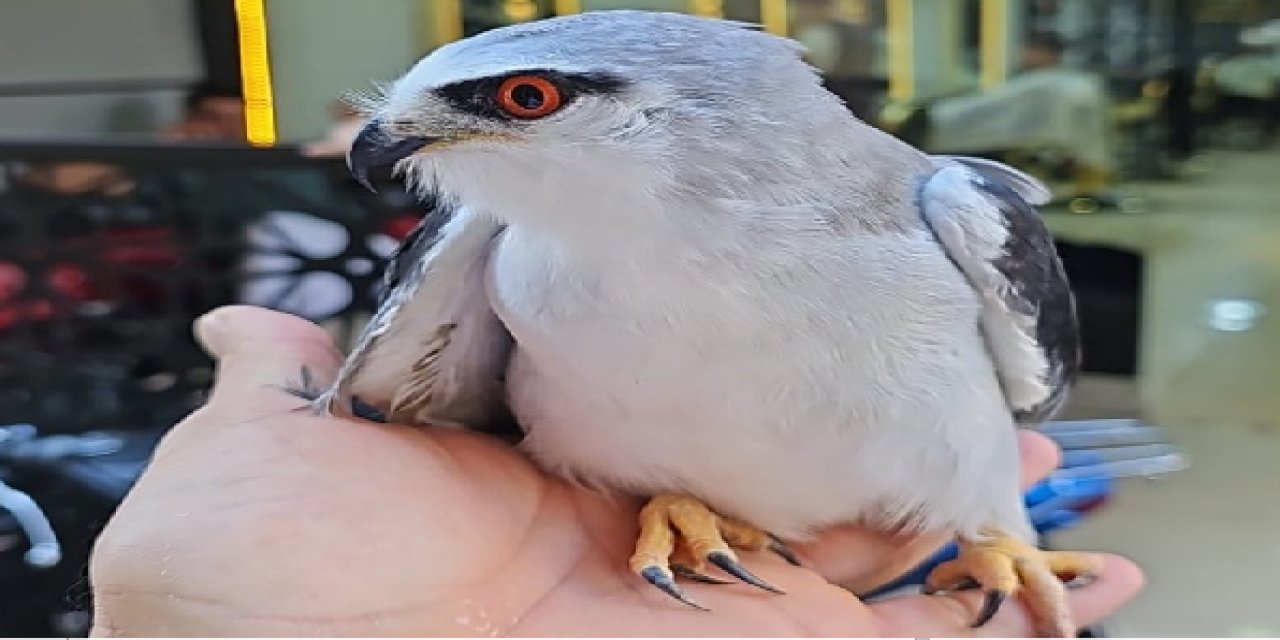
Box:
307, 11, 1102, 636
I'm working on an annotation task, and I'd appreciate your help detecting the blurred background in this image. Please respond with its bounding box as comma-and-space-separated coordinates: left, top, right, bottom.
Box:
0, 0, 1277, 636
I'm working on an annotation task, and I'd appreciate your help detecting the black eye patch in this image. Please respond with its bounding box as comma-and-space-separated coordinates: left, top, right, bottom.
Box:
434, 70, 628, 121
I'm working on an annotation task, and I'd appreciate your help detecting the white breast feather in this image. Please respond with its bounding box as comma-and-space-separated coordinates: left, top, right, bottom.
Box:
485, 194, 1033, 542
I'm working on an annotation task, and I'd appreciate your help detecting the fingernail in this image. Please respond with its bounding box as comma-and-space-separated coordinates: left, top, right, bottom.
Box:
194, 310, 229, 357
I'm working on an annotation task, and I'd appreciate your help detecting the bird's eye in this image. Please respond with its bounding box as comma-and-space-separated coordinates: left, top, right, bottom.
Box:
496, 75, 563, 119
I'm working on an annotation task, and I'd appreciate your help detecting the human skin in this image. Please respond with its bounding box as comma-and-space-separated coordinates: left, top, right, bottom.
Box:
88, 305, 1143, 636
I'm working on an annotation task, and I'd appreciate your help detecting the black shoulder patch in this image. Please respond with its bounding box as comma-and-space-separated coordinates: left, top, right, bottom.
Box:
979, 178, 1081, 423
378, 196, 454, 306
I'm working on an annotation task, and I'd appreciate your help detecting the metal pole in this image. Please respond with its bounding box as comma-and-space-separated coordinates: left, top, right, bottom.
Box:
1166, 0, 1195, 159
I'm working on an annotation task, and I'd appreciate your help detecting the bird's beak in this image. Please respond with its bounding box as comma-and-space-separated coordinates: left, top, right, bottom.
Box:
347, 119, 440, 192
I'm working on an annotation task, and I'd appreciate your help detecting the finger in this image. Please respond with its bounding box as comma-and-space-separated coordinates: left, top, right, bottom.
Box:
798, 431, 1062, 591
195, 305, 342, 408
1018, 430, 1061, 487
870, 554, 1144, 637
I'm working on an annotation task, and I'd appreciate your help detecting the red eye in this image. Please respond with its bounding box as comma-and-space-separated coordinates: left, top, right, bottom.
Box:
497, 75, 563, 119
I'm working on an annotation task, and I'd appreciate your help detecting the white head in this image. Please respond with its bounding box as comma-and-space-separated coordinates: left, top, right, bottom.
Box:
350, 11, 904, 235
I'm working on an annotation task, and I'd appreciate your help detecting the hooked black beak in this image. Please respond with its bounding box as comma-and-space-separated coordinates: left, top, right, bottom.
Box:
347, 119, 438, 192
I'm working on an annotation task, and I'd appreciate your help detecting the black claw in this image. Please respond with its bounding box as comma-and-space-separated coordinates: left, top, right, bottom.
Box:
672, 565, 733, 585
768, 539, 801, 566
351, 396, 388, 422
707, 551, 785, 595
640, 566, 708, 611
971, 590, 1008, 628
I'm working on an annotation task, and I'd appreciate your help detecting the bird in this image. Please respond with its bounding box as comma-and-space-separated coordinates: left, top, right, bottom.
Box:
303, 10, 1102, 637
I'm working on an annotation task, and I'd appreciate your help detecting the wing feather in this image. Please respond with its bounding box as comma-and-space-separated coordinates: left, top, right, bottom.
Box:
317, 202, 517, 436
921, 158, 1079, 424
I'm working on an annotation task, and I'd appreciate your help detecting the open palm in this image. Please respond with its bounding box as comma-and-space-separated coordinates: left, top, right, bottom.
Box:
88, 306, 1141, 637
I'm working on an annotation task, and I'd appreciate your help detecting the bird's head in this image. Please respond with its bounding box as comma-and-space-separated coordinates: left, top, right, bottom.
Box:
350, 11, 863, 226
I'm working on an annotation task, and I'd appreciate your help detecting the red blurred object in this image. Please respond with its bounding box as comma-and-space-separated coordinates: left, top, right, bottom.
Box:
1075, 495, 1110, 514
1, 207, 419, 332
0, 226, 182, 331
380, 214, 420, 241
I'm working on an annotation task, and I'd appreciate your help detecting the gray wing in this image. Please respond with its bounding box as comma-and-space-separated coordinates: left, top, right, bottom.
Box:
920, 157, 1080, 425
316, 201, 517, 436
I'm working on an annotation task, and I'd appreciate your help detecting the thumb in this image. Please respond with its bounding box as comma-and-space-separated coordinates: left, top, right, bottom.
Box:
194, 305, 342, 409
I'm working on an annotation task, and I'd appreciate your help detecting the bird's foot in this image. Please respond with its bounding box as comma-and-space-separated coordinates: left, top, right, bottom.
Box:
923, 530, 1103, 637
628, 494, 798, 610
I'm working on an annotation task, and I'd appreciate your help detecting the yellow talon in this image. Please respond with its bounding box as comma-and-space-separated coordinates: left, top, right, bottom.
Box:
630, 494, 789, 608
923, 530, 1104, 637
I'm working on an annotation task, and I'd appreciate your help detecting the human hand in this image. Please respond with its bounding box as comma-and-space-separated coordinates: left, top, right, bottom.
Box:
89, 306, 1142, 636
